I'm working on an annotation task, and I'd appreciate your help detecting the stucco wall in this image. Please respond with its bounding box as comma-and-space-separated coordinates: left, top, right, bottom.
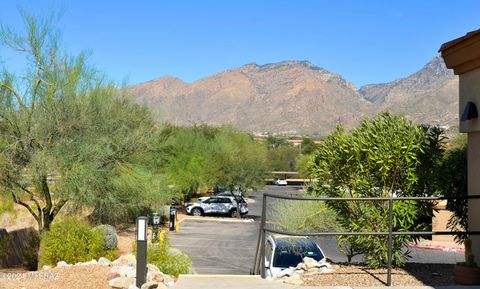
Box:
468, 132, 480, 263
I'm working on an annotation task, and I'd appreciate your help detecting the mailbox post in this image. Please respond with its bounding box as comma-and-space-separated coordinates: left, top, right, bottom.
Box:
169, 207, 177, 232
152, 213, 160, 243
136, 216, 148, 287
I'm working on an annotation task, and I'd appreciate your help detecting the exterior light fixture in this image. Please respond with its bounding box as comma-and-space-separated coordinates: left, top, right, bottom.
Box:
136, 216, 148, 287
461, 101, 478, 122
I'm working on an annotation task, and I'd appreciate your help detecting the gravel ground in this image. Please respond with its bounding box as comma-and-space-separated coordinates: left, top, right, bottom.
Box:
0, 265, 111, 289
303, 263, 456, 286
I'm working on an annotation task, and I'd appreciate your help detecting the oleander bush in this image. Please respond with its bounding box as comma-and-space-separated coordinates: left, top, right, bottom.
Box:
39, 217, 116, 266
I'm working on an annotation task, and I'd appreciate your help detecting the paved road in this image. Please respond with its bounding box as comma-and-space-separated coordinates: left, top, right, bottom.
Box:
171, 185, 465, 274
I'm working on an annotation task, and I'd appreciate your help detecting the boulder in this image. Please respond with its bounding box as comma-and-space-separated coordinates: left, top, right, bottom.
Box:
108, 276, 135, 289
162, 275, 175, 287
99, 257, 112, 266
152, 273, 164, 283
119, 264, 136, 278
107, 272, 121, 281
113, 254, 136, 266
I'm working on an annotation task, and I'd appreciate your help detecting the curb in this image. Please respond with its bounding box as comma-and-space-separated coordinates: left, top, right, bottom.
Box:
180, 216, 256, 223
407, 243, 465, 253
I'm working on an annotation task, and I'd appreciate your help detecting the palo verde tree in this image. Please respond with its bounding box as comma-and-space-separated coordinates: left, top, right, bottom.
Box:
306, 112, 445, 267
0, 12, 162, 231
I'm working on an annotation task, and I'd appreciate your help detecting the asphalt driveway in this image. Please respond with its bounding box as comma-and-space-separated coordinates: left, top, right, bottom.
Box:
171, 185, 465, 274
170, 219, 259, 274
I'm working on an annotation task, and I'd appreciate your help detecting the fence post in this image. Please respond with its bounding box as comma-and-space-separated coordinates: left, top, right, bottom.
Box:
387, 194, 393, 286
260, 193, 267, 278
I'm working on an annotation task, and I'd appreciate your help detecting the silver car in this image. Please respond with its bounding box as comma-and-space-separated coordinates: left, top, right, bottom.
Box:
186, 196, 248, 217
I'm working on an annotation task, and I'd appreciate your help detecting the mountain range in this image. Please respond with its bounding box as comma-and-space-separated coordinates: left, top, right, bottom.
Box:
129, 56, 458, 136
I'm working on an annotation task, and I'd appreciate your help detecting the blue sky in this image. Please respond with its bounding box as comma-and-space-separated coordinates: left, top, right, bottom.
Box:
1, 1, 479, 87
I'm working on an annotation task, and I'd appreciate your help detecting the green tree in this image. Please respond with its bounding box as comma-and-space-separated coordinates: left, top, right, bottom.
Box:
267, 145, 299, 171
160, 126, 219, 201
0, 12, 163, 231
214, 128, 269, 216
306, 112, 444, 267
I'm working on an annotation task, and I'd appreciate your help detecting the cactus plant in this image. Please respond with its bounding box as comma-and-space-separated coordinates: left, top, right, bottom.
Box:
94, 224, 118, 250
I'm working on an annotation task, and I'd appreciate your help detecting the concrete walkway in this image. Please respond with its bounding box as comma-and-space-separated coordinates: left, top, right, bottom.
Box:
173, 275, 480, 289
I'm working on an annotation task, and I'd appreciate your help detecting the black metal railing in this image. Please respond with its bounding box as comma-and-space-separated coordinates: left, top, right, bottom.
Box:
252, 193, 480, 286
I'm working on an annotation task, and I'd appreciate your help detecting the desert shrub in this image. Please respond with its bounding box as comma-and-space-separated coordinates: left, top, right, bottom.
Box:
39, 217, 114, 266
93, 224, 118, 250
133, 233, 191, 277
23, 230, 40, 270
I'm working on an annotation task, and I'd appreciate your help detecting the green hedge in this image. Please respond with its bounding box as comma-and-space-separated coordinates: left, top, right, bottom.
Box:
39, 217, 116, 266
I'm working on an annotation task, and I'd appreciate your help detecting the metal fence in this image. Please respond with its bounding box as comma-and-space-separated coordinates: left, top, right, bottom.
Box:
252, 193, 480, 286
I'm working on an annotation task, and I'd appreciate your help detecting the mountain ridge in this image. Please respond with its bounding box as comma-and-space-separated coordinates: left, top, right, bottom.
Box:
129, 56, 458, 135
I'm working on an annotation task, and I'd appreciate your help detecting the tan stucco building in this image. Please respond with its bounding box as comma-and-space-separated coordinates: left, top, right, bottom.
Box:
440, 28, 480, 263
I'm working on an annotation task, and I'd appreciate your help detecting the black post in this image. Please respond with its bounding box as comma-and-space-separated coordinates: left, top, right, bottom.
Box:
136, 216, 148, 288
387, 195, 393, 286
260, 193, 267, 278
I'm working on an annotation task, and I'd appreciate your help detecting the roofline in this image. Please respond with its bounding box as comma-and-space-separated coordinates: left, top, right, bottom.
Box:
439, 29, 480, 52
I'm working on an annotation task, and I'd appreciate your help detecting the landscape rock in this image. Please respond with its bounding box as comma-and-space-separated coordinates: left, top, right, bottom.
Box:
113, 254, 136, 266
274, 257, 334, 284
151, 272, 164, 283
41, 265, 52, 270
127, 285, 139, 289
162, 275, 175, 287
99, 257, 112, 266
119, 264, 136, 278
107, 271, 121, 281
147, 263, 160, 273
56, 261, 70, 268
140, 281, 159, 289
108, 276, 135, 289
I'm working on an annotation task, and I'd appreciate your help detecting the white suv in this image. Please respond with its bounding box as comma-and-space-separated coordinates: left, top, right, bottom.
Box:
186, 196, 248, 217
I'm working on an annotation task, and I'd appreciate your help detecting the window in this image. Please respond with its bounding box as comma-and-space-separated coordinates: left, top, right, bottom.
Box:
272, 240, 324, 268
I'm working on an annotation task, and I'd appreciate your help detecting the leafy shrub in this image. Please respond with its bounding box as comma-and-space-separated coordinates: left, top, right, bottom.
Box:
23, 230, 40, 270
39, 217, 115, 266
93, 224, 118, 250
306, 113, 445, 268
133, 233, 191, 277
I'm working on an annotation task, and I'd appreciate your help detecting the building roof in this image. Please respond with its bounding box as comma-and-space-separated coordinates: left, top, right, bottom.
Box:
439, 29, 480, 52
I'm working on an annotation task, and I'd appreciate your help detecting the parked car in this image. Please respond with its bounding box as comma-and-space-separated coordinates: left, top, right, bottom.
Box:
186, 196, 248, 217
274, 179, 288, 186
264, 235, 326, 278
198, 191, 248, 203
